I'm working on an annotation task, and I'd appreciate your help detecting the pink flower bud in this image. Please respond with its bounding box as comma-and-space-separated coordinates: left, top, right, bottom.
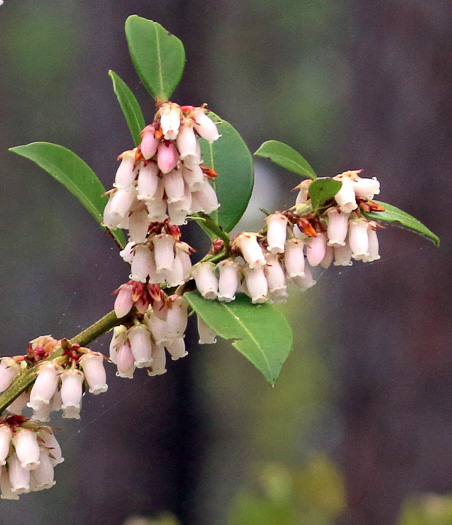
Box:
182, 164, 204, 191
244, 266, 268, 304
153, 234, 175, 271
160, 102, 181, 140
164, 169, 185, 203
176, 121, 198, 159
333, 243, 353, 266
116, 342, 136, 379
12, 428, 41, 471
284, 238, 305, 278
30, 447, 55, 490
147, 342, 167, 376
137, 161, 160, 200
114, 284, 134, 319
306, 233, 327, 267
140, 125, 160, 160
192, 262, 218, 300
79, 352, 108, 395
234, 233, 266, 269
266, 213, 288, 254
128, 325, 153, 368
0, 425, 12, 466
197, 317, 217, 344
349, 218, 369, 260
192, 180, 220, 214
37, 428, 64, 466
60, 369, 84, 420
333, 177, 357, 213
292, 264, 316, 291
157, 141, 179, 174
0, 358, 20, 393
130, 245, 155, 283
191, 108, 220, 144
165, 338, 187, 360
7, 453, 30, 494
218, 259, 241, 302
114, 150, 138, 189
28, 362, 60, 410
326, 207, 349, 247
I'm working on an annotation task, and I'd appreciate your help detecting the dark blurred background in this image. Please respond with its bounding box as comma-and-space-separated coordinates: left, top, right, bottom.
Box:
0, 1, 451, 524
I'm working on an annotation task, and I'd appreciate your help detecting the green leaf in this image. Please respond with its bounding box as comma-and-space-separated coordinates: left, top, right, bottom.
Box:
125, 16, 185, 102
199, 113, 254, 232
308, 179, 342, 212
109, 70, 146, 146
254, 140, 317, 180
185, 291, 293, 385
365, 201, 440, 246
9, 142, 126, 248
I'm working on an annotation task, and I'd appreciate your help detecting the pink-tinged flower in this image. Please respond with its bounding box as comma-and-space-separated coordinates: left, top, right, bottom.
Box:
197, 317, 218, 344
191, 262, 218, 300
333, 243, 353, 266
326, 207, 349, 247
12, 428, 41, 471
119, 241, 135, 264
1, 465, 19, 500
60, 369, 84, 420
218, 259, 241, 302
192, 180, 220, 214
30, 448, 55, 491
137, 161, 160, 200
333, 175, 357, 213
182, 164, 204, 191
157, 141, 179, 174
183, 140, 202, 169
175, 242, 193, 280
0, 357, 20, 393
351, 175, 380, 200
292, 264, 316, 291
79, 352, 108, 395
147, 342, 167, 376
7, 453, 30, 494
284, 238, 305, 278
140, 125, 160, 160
160, 102, 182, 140
164, 255, 185, 286
165, 338, 187, 360
190, 108, 220, 144
294, 179, 312, 205
234, 232, 266, 269
114, 284, 134, 319
320, 245, 334, 269
306, 233, 327, 267
176, 120, 198, 159
166, 296, 188, 339
168, 198, 190, 225
153, 234, 175, 271
264, 254, 287, 295
146, 197, 168, 223
130, 245, 155, 283
266, 213, 288, 254
0, 425, 12, 466
164, 169, 185, 203
364, 223, 380, 262
145, 310, 170, 344
243, 266, 268, 304
110, 186, 137, 219
116, 342, 136, 379
349, 218, 369, 260
37, 428, 64, 466
128, 207, 150, 243
28, 362, 60, 410
109, 325, 127, 364
128, 324, 153, 368
114, 150, 138, 189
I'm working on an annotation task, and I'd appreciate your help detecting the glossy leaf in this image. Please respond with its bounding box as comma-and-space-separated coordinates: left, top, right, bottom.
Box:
365, 201, 440, 246
199, 113, 254, 232
9, 142, 126, 248
125, 16, 185, 102
185, 291, 293, 385
308, 178, 342, 212
109, 70, 146, 146
254, 140, 317, 180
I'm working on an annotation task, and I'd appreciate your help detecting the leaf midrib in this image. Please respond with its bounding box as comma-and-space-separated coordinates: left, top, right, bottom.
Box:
153, 23, 164, 97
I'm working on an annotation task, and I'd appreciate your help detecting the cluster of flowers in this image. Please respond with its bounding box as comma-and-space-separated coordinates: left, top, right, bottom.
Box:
0, 336, 108, 421
0, 415, 63, 500
191, 170, 383, 304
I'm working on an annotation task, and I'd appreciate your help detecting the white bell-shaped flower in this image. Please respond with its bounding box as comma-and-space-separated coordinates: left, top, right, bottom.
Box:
28, 362, 60, 410
109, 186, 137, 221
114, 150, 138, 189
0, 357, 20, 393
116, 342, 136, 379
191, 262, 218, 300
349, 218, 369, 260
165, 338, 187, 360
320, 245, 334, 269
164, 169, 185, 203
182, 164, 204, 191
128, 324, 153, 368
145, 310, 170, 344
292, 264, 316, 291
284, 238, 305, 278
0, 425, 12, 466
7, 453, 30, 494
218, 259, 241, 302
146, 197, 168, 223
128, 207, 150, 244
1, 466, 19, 500
234, 232, 266, 269
31, 403, 51, 423
364, 224, 380, 262
164, 255, 185, 286
166, 296, 188, 339
109, 325, 127, 364
351, 176, 380, 200
333, 177, 357, 213
333, 243, 353, 266
147, 343, 167, 376
306, 233, 327, 267
130, 245, 155, 283
192, 180, 220, 214
37, 428, 64, 466
119, 241, 135, 264
326, 207, 349, 247
30, 448, 55, 491
137, 161, 160, 200
176, 120, 198, 159
191, 108, 220, 144
12, 428, 41, 470
79, 352, 108, 395
153, 234, 175, 272
264, 254, 287, 294
175, 242, 193, 280
243, 266, 268, 304
294, 179, 312, 205
60, 369, 84, 419
197, 317, 217, 345
266, 213, 288, 254
160, 102, 181, 140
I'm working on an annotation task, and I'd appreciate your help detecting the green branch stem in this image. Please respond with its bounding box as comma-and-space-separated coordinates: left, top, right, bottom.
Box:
0, 310, 125, 416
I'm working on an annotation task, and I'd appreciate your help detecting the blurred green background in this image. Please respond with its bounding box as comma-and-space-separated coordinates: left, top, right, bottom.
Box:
0, 2, 451, 524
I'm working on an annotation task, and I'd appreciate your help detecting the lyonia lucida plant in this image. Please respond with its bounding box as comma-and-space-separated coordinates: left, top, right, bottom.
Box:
0, 16, 438, 499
